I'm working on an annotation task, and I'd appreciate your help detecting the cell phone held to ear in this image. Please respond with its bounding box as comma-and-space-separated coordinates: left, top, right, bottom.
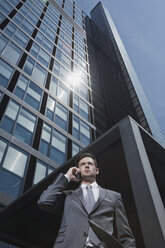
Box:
74, 171, 81, 180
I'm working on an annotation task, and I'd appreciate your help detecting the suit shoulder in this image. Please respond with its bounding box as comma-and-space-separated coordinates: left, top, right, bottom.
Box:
104, 188, 121, 200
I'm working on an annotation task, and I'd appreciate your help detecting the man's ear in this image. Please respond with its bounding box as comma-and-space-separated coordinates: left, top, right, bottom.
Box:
96, 168, 99, 175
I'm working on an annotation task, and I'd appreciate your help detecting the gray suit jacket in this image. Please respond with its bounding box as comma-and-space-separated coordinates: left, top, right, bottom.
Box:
38, 173, 136, 248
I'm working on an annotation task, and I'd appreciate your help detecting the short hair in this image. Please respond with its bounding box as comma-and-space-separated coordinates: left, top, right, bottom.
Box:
75, 152, 97, 168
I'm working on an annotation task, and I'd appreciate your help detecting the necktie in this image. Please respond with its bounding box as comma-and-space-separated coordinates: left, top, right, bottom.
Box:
85, 186, 95, 213
84, 186, 100, 246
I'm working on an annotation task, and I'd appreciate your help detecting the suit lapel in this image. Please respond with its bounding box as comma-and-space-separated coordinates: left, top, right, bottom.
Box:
70, 187, 88, 213
68, 186, 108, 214
90, 187, 108, 214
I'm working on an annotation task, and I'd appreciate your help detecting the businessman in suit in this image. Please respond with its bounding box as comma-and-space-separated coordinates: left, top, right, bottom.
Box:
38, 152, 136, 248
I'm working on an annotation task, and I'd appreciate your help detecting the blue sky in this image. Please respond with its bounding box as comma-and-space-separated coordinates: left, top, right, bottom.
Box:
76, 0, 165, 137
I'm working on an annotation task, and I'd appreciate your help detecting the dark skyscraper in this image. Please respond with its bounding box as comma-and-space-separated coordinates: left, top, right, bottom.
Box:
0, 0, 164, 208
85, 2, 165, 146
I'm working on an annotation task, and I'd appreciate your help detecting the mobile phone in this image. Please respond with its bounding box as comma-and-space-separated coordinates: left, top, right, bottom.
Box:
75, 171, 81, 180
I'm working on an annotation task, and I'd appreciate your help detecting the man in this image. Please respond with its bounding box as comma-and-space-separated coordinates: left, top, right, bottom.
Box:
38, 153, 136, 248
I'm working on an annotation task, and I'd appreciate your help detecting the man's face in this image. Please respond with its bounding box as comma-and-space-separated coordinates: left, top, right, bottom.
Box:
78, 157, 99, 181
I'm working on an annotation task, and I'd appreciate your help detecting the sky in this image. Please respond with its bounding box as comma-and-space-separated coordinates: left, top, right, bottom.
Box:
76, 0, 165, 137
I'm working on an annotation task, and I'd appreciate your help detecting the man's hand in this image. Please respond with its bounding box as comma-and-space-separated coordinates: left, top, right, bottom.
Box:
66, 167, 81, 182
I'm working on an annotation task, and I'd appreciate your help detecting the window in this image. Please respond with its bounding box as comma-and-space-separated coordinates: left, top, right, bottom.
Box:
0, 101, 37, 145
74, 29, 85, 45
73, 64, 89, 85
39, 23, 56, 42
57, 83, 69, 105
50, 129, 66, 165
72, 142, 81, 156
57, 38, 72, 57
54, 102, 68, 130
47, 3, 60, 19
46, 7, 60, 25
0, 140, 28, 198
0, 34, 9, 52
0, 139, 28, 197
13, 29, 29, 48
55, 49, 71, 69
74, 53, 87, 71
80, 83, 88, 100
46, 96, 56, 121
72, 115, 91, 145
33, 160, 54, 184
80, 120, 90, 146
31, 4, 42, 18
21, 19, 34, 35
3, 145, 27, 177
33, 0, 44, 9
39, 123, 67, 165
79, 98, 89, 120
53, 60, 70, 84
73, 94, 89, 120
59, 29, 72, 46
0, 12, 5, 23
24, 57, 47, 86
0, 0, 13, 15
14, 74, 42, 110
4, 22, 17, 37
73, 115, 79, 140
60, 22, 72, 38
0, 138, 7, 163
14, 108, 36, 145
43, 15, 55, 31
0, 100, 19, 134
40, 123, 51, 156
1, 39, 22, 65
0, 58, 14, 88
46, 96, 68, 130
20, 6, 38, 25
13, 13, 34, 35
74, 43, 86, 60
30, 42, 50, 67
33, 30, 54, 54
49, 76, 58, 96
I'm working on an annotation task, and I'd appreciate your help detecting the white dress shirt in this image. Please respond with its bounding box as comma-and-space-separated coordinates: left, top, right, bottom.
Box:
81, 181, 99, 202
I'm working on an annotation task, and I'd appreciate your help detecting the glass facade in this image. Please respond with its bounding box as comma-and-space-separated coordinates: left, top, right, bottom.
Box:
0, 1, 165, 247
0, 0, 95, 205
1, 0, 164, 211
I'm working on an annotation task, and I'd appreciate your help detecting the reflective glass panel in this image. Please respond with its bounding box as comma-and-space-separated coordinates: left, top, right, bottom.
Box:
0, 59, 14, 87
3, 145, 28, 177
57, 83, 68, 105
50, 130, 66, 165
54, 102, 68, 130
49, 76, 58, 96
33, 160, 46, 184
0, 138, 7, 163
0, 101, 19, 133
2, 41, 22, 65
14, 108, 36, 145
40, 123, 51, 156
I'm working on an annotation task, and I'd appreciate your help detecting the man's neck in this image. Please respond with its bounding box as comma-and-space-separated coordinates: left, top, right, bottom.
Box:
81, 179, 96, 185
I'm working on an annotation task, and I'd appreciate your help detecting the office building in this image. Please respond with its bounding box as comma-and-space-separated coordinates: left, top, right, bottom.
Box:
0, 0, 164, 213
0, 1, 165, 248
0, 0, 96, 208
85, 2, 165, 146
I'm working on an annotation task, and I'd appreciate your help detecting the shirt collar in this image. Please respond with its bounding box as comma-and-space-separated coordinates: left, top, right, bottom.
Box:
81, 181, 98, 189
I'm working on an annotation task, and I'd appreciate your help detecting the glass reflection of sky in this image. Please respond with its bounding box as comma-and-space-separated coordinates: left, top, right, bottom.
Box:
68, 69, 84, 92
